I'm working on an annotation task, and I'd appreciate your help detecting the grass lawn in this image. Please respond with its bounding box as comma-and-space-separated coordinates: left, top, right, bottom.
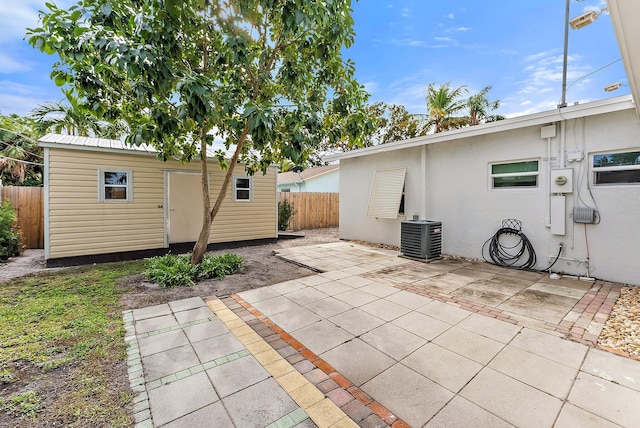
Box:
0, 261, 145, 427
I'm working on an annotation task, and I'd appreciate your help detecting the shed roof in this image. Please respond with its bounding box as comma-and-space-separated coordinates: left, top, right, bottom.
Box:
324, 95, 635, 161
38, 133, 228, 158
278, 164, 339, 185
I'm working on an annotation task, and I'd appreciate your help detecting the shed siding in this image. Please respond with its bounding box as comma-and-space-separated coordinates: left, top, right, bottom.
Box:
47, 148, 276, 258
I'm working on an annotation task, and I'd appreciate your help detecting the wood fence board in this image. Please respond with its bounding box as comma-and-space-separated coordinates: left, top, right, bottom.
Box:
278, 192, 338, 231
1, 186, 44, 249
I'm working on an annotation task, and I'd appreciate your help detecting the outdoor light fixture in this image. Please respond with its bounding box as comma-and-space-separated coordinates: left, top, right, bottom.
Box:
569, 8, 608, 30
558, 2, 609, 108
604, 82, 623, 92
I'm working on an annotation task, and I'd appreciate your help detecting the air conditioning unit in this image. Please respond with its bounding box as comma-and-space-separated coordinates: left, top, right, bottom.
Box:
400, 220, 442, 259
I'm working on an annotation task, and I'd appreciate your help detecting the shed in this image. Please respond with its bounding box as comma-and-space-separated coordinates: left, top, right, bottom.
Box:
39, 134, 277, 266
327, 96, 640, 285
277, 164, 339, 192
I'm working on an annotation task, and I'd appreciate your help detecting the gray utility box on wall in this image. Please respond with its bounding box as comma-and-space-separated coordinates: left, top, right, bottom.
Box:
400, 220, 442, 259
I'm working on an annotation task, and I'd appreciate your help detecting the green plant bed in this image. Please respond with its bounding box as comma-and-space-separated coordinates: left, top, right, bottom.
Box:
0, 200, 21, 261
278, 199, 296, 231
144, 253, 245, 287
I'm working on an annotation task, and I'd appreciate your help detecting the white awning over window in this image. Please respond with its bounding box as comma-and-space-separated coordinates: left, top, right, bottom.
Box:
366, 167, 407, 219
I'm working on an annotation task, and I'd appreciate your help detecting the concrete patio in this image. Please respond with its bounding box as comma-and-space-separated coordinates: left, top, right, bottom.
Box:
126, 242, 640, 427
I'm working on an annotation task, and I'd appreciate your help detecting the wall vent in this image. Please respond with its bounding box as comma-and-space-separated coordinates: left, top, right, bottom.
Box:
573, 207, 596, 224
400, 220, 442, 259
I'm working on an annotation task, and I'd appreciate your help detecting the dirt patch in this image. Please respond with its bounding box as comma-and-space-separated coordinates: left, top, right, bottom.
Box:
118, 228, 340, 309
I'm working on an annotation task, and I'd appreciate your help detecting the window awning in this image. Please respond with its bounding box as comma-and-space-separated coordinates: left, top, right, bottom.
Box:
366, 167, 406, 219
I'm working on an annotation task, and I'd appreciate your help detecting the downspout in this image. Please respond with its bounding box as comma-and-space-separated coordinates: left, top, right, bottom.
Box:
421, 145, 427, 219
545, 136, 552, 227
560, 120, 566, 168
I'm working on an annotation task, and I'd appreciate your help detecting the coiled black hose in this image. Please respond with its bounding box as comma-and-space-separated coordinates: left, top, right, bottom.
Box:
482, 227, 536, 270
482, 227, 563, 271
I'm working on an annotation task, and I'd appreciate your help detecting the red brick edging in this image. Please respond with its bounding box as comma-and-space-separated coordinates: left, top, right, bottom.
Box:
224, 294, 408, 428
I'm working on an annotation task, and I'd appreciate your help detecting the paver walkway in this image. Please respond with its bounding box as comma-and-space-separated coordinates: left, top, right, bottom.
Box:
126, 243, 640, 427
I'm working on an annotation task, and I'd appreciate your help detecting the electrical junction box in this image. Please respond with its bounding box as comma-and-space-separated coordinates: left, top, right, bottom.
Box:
541, 125, 556, 139
551, 169, 573, 193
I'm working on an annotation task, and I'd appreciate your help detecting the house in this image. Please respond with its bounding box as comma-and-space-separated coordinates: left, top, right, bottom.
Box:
277, 164, 339, 192
327, 95, 640, 285
39, 134, 277, 266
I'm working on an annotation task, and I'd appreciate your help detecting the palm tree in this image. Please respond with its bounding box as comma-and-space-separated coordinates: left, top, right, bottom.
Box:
31, 90, 128, 138
466, 86, 504, 125
424, 83, 468, 133
0, 113, 44, 185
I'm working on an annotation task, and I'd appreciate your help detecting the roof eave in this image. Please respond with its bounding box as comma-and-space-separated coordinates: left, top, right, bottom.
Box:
324, 95, 635, 161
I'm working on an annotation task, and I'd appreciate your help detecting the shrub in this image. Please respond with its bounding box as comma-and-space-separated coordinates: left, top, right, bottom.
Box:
144, 252, 245, 287
0, 200, 21, 261
144, 253, 198, 287
198, 253, 244, 279
278, 199, 296, 231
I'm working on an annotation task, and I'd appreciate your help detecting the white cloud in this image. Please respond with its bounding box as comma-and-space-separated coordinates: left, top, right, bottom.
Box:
0, 53, 32, 73
434, 36, 453, 42
0, 80, 40, 95
0, 93, 44, 116
0, 1, 76, 43
446, 13, 455, 19
401, 8, 409, 17
408, 40, 427, 47
363, 81, 379, 95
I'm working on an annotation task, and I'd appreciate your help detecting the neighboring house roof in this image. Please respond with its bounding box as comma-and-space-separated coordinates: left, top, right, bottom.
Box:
325, 95, 635, 161
608, 0, 640, 115
38, 133, 232, 158
278, 164, 339, 185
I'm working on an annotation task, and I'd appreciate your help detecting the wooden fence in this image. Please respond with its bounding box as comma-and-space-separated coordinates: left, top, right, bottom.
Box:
278, 192, 339, 231
0, 186, 44, 249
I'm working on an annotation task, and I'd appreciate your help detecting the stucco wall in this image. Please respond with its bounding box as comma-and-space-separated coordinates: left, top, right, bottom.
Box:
278, 170, 339, 193
305, 171, 340, 192
339, 108, 640, 285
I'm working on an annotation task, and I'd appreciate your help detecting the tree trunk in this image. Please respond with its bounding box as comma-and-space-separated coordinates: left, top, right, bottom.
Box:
190, 126, 249, 264
191, 134, 212, 264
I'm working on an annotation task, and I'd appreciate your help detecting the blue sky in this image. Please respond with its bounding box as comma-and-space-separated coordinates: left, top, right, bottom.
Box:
0, 0, 628, 118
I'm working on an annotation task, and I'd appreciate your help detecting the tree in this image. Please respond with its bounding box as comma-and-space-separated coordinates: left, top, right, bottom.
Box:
363, 102, 428, 146
424, 82, 468, 133
29, 0, 371, 264
32, 90, 128, 138
466, 85, 504, 126
0, 113, 44, 186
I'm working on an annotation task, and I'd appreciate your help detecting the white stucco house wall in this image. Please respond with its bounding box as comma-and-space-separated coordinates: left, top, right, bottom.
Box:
327, 96, 640, 285
277, 165, 339, 192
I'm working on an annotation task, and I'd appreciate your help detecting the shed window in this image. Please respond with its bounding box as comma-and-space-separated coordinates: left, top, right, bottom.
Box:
367, 167, 407, 219
491, 160, 538, 188
593, 151, 640, 185
234, 176, 252, 201
99, 169, 132, 201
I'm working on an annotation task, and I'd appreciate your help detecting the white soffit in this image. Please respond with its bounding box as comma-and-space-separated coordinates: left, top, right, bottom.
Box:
607, 0, 640, 115
325, 95, 634, 161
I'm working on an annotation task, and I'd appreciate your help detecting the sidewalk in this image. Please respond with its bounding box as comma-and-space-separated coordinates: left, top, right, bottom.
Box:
125, 243, 640, 427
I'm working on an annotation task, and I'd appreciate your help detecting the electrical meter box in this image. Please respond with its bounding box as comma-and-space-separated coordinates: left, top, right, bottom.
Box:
550, 169, 573, 193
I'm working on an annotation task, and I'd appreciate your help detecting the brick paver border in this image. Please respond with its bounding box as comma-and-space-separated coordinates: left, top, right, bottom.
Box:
362, 261, 623, 348
226, 294, 407, 428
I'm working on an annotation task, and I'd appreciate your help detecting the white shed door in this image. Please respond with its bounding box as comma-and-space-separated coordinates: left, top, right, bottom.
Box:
168, 172, 203, 244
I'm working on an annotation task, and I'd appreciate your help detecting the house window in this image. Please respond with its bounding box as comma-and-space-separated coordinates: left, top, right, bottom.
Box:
491, 160, 539, 188
99, 169, 132, 201
592, 151, 640, 185
367, 167, 407, 219
234, 176, 252, 201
